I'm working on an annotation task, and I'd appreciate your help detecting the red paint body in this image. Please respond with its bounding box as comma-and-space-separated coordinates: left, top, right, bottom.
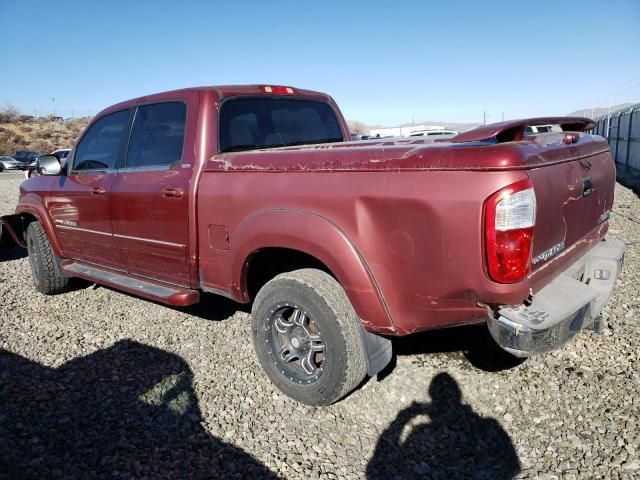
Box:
12, 86, 616, 335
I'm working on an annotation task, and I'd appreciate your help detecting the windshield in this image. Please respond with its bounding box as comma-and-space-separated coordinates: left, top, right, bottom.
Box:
219, 98, 344, 153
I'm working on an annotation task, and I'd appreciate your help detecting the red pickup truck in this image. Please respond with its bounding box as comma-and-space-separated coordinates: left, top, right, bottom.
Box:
0, 85, 625, 405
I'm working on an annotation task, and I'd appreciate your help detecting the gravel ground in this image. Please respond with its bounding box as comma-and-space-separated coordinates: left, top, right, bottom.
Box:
0, 170, 638, 479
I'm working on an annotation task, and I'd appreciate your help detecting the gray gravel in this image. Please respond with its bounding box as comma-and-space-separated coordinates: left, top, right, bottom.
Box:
0, 170, 638, 479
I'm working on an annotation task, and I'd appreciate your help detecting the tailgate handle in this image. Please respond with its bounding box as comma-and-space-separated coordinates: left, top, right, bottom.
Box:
91, 187, 106, 195
582, 178, 593, 197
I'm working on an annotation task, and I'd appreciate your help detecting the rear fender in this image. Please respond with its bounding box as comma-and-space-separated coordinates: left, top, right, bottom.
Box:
232, 209, 395, 334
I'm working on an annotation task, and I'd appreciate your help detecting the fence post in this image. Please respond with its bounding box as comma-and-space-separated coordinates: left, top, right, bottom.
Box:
609, 114, 620, 163
626, 108, 634, 168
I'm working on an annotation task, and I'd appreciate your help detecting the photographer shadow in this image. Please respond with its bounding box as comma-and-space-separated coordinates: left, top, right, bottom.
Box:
367, 373, 520, 480
0, 340, 278, 479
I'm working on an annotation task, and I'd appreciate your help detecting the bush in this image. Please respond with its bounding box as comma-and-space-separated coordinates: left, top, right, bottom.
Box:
0, 105, 19, 124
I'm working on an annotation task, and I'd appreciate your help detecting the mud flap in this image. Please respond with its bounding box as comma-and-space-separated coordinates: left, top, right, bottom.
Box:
358, 324, 393, 377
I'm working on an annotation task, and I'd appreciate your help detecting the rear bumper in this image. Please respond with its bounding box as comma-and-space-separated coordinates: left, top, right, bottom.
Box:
487, 238, 625, 357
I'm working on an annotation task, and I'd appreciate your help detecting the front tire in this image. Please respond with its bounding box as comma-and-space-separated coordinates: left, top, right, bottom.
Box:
26, 221, 70, 294
251, 269, 367, 405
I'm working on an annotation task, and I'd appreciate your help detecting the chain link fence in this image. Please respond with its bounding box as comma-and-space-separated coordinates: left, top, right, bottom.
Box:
592, 104, 640, 170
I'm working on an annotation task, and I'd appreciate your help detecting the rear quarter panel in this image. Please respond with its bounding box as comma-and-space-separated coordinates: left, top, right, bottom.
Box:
196, 169, 531, 334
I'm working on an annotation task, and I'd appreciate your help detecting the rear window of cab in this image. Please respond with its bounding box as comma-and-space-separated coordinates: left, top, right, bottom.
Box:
219, 98, 344, 153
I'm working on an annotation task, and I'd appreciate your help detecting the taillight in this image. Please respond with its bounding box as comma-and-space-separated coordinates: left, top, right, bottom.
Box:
261, 85, 295, 95
484, 178, 536, 283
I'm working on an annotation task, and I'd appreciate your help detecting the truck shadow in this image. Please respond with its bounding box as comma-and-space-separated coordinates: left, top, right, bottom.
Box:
367, 372, 521, 480
177, 292, 250, 322
0, 340, 278, 479
390, 324, 526, 373
0, 245, 26, 261
92, 287, 246, 323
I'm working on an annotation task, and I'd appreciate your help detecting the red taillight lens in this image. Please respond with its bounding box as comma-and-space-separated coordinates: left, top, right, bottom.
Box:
261, 85, 295, 95
485, 179, 536, 283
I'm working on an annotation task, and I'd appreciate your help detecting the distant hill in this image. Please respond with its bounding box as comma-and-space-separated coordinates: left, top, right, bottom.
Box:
566, 103, 635, 119
0, 107, 89, 155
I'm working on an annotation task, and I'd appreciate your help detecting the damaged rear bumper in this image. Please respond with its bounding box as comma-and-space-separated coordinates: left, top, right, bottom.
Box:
487, 238, 625, 357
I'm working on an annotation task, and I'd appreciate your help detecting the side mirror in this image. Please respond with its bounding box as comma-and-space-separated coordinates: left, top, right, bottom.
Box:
37, 155, 62, 176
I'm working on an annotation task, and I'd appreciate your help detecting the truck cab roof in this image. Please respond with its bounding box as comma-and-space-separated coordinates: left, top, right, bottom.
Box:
98, 85, 333, 118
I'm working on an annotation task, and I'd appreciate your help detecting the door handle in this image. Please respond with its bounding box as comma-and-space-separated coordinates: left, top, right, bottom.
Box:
162, 187, 184, 199
91, 187, 106, 195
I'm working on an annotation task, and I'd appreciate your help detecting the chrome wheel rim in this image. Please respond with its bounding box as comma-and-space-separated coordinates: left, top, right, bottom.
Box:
265, 303, 326, 384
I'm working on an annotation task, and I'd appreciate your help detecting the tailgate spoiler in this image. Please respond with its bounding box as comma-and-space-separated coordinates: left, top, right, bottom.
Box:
451, 117, 596, 144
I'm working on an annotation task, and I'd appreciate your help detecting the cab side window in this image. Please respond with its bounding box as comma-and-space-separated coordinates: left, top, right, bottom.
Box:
73, 110, 130, 171
126, 102, 186, 168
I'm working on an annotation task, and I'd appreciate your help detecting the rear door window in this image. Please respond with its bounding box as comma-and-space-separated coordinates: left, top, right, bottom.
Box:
219, 98, 344, 152
73, 110, 130, 171
126, 102, 187, 168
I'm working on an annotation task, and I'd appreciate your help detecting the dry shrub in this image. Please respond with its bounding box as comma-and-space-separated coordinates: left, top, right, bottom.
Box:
0, 110, 90, 154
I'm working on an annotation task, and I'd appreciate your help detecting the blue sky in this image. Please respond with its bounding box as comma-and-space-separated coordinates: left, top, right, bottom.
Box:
1, 0, 639, 125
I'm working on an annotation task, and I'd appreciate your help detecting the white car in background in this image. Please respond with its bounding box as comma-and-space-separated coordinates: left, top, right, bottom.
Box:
409, 129, 459, 137
24, 148, 71, 178
0, 156, 23, 172
524, 125, 563, 135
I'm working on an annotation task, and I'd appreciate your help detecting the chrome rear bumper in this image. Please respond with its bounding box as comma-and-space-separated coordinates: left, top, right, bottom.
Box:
487, 238, 625, 357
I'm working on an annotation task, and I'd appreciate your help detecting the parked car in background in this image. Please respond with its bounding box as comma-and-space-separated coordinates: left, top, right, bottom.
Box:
524, 125, 562, 135
0, 156, 24, 172
13, 151, 43, 169
24, 148, 71, 178
409, 129, 459, 137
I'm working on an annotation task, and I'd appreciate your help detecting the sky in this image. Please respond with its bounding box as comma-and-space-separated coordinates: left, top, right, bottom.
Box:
1, 0, 639, 126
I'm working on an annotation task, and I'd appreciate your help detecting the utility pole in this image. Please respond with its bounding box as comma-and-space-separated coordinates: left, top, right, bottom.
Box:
483, 111, 487, 125
52, 97, 56, 116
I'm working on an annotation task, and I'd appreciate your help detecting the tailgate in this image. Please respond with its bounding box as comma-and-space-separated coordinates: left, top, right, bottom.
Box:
528, 143, 615, 275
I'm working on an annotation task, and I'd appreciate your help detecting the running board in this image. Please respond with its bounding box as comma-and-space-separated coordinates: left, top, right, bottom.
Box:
61, 261, 199, 306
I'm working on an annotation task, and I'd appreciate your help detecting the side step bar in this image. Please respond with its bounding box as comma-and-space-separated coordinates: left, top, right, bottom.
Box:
61, 261, 199, 306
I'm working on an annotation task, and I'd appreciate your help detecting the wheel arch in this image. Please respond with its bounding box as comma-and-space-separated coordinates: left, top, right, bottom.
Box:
14, 202, 63, 257
231, 209, 395, 334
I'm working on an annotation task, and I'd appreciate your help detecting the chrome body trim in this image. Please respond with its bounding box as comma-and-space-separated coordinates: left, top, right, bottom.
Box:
116, 165, 172, 173
54, 225, 185, 248
113, 233, 185, 248
56, 224, 111, 236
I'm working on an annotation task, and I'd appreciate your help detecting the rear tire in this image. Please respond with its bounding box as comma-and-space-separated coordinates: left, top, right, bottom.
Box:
251, 268, 367, 405
26, 221, 70, 294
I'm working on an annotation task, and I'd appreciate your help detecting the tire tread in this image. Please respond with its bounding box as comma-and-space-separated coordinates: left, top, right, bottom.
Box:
27, 222, 69, 294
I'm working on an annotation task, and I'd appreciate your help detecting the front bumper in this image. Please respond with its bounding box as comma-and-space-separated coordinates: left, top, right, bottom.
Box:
487, 238, 625, 357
